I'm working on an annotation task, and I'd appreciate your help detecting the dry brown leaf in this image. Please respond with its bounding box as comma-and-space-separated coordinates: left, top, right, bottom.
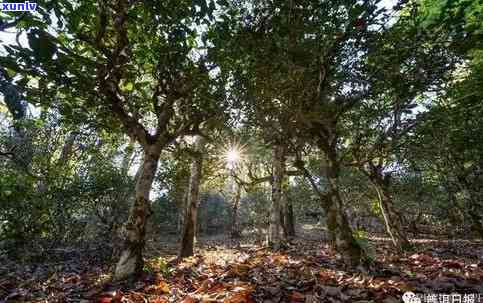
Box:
289, 291, 305, 302
225, 292, 250, 303
182, 295, 197, 303
158, 281, 170, 293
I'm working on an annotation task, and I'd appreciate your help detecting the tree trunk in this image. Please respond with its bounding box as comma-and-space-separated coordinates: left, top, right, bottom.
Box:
268, 144, 285, 249
284, 197, 296, 238
294, 150, 364, 267
230, 185, 242, 239
324, 151, 365, 268
113, 145, 160, 281
179, 136, 205, 258
281, 193, 296, 240
112, 143, 139, 262
326, 177, 364, 268
370, 178, 411, 251
366, 164, 411, 252
173, 166, 190, 235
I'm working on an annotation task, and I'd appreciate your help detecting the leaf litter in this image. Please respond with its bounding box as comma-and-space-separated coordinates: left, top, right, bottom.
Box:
1, 238, 482, 302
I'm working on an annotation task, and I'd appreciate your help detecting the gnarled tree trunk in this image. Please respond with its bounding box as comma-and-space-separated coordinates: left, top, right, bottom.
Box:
295, 150, 365, 268
113, 145, 161, 281
324, 146, 365, 268
268, 144, 285, 249
368, 166, 411, 252
373, 183, 411, 251
325, 175, 364, 268
179, 136, 205, 258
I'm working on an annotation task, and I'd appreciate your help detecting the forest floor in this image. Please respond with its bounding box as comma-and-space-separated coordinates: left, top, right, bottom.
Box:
1, 225, 482, 303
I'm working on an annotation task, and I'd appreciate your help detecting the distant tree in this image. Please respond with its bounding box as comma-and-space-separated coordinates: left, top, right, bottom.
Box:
179, 135, 206, 257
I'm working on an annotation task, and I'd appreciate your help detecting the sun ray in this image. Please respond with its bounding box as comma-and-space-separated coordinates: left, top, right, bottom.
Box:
221, 142, 246, 169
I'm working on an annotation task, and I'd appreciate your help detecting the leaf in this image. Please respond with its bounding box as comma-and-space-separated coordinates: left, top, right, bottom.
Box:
226, 294, 251, 303
231, 264, 251, 277
216, 0, 229, 6
16, 77, 29, 88
97, 291, 123, 303
98, 297, 113, 303
442, 260, 464, 269
123, 82, 134, 92
289, 291, 305, 302
158, 281, 170, 293
181, 296, 197, 303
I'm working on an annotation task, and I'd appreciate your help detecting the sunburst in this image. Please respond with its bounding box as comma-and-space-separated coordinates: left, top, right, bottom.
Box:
221, 142, 246, 169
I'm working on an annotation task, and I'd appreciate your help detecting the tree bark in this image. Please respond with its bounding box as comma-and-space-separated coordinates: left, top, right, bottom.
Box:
281, 193, 296, 240
373, 183, 411, 251
280, 194, 287, 241
294, 152, 364, 267
173, 165, 190, 234
113, 145, 160, 281
326, 177, 364, 268
283, 196, 296, 238
324, 150, 365, 268
268, 144, 285, 249
179, 136, 205, 258
368, 166, 411, 251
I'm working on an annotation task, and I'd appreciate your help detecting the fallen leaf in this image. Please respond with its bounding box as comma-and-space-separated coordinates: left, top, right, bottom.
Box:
289, 291, 305, 302
182, 295, 197, 303
159, 280, 170, 293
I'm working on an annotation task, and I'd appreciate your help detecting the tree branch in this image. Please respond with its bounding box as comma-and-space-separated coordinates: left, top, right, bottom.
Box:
293, 157, 330, 209
96, 0, 152, 147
